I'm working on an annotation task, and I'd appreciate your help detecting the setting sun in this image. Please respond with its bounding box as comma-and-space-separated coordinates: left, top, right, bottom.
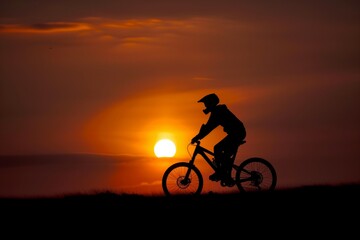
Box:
154, 139, 176, 158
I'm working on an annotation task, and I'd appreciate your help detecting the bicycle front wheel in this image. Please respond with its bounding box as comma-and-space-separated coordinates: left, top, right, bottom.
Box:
162, 162, 203, 196
235, 157, 277, 192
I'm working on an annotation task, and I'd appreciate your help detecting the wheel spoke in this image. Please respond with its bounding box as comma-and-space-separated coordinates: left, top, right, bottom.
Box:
162, 162, 203, 196
235, 158, 277, 192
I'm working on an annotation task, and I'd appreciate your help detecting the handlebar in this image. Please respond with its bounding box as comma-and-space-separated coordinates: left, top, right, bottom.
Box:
188, 140, 200, 156
190, 140, 201, 146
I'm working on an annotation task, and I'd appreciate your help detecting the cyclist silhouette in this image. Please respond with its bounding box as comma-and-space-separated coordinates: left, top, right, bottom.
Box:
191, 93, 246, 185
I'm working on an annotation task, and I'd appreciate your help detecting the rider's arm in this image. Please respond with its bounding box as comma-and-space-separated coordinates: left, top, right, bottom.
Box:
192, 115, 218, 142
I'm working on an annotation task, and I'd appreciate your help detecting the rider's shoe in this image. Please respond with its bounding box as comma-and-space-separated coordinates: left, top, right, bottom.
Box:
209, 172, 221, 182
222, 176, 235, 187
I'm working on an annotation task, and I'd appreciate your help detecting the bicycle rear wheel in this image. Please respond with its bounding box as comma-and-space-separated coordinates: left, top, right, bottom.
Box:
162, 162, 203, 196
235, 157, 277, 192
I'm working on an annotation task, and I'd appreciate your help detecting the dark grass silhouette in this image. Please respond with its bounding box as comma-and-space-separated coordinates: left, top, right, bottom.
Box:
1, 184, 358, 215
1, 183, 358, 237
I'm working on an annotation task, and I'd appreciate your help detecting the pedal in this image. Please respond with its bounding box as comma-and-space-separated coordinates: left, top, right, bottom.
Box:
209, 176, 220, 182
220, 179, 235, 187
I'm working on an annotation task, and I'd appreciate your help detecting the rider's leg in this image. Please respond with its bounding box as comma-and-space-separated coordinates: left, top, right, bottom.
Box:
213, 136, 234, 180
209, 139, 227, 181
214, 139, 228, 163
220, 135, 242, 185
212, 135, 242, 182
223, 153, 234, 178
213, 138, 226, 167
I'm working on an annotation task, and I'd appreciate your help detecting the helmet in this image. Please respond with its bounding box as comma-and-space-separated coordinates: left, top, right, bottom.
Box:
198, 93, 219, 114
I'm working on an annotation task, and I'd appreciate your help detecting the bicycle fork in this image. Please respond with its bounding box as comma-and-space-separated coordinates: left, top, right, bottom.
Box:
180, 153, 198, 186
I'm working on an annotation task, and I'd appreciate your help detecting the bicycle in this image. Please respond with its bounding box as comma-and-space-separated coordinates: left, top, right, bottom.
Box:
162, 140, 277, 196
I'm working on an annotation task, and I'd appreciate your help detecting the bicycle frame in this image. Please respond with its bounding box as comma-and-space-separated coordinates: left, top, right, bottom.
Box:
189, 142, 216, 171
184, 141, 239, 180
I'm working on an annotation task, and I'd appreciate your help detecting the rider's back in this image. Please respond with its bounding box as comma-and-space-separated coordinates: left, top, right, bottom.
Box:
209, 104, 246, 138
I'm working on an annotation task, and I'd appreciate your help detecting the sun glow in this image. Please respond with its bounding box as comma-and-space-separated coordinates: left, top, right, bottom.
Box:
154, 139, 176, 158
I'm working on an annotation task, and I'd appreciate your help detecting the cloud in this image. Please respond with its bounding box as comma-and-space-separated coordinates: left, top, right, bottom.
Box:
0, 22, 91, 33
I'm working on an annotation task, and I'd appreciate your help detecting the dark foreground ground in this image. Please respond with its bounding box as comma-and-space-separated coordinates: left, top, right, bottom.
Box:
1, 184, 359, 236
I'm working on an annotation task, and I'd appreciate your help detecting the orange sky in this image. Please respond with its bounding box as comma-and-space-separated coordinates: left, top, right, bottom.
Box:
0, 1, 359, 196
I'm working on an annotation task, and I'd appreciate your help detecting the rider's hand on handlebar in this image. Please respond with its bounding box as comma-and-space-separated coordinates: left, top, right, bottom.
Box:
191, 137, 199, 144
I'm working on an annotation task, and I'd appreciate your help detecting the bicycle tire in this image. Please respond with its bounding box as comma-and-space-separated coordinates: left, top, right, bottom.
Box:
162, 162, 203, 196
235, 157, 277, 192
